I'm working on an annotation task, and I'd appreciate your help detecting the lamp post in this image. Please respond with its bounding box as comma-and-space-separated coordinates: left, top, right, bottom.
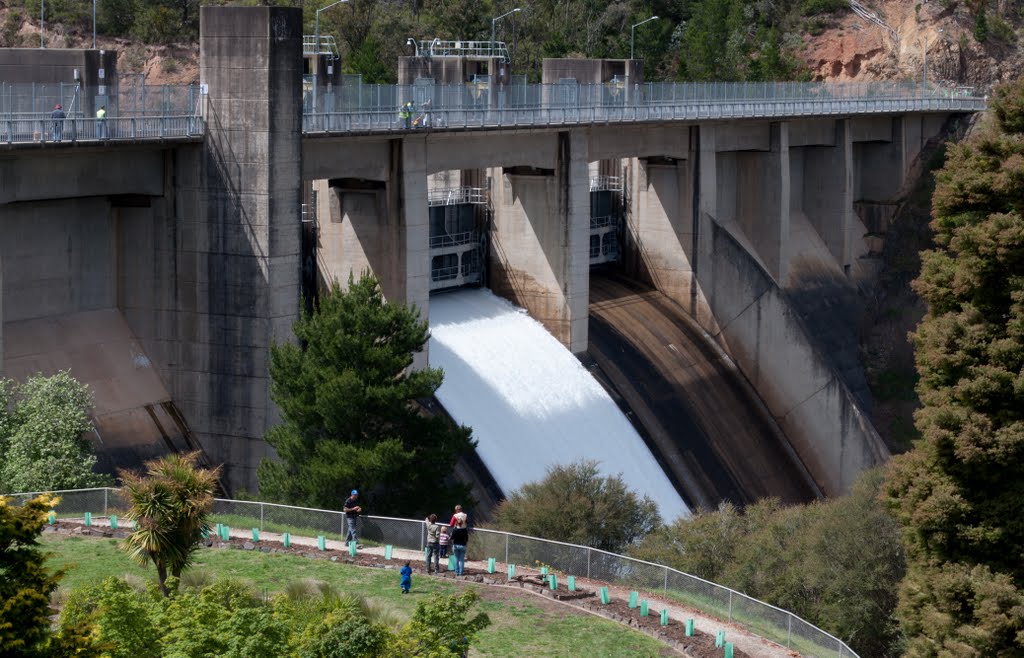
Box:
40, 0, 44, 48
93, 0, 96, 48
921, 28, 943, 87
407, 38, 419, 57
631, 15, 658, 60
313, 0, 349, 114
491, 7, 521, 55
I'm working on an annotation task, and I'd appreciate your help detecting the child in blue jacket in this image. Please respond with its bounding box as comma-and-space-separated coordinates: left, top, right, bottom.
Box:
400, 561, 413, 594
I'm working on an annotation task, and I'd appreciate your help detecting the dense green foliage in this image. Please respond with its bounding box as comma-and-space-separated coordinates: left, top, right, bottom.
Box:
883, 78, 1024, 656
0, 371, 109, 494
491, 460, 661, 552
630, 470, 905, 657
7, 0, 848, 81
259, 273, 474, 515
0, 494, 97, 657
59, 575, 490, 657
119, 452, 220, 595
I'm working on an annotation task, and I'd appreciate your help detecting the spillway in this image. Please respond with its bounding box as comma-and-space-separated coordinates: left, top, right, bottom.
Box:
428, 288, 690, 522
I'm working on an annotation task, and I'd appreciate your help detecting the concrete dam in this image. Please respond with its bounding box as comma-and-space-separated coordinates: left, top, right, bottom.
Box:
0, 6, 987, 510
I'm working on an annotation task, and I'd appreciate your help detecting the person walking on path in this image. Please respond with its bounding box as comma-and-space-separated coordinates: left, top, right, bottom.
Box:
400, 561, 413, 594
450, 524, 469, 576
343, 490, 361, 544
424, 514, 441, 573
51, 104, 66, 141
95, 105, 107, 140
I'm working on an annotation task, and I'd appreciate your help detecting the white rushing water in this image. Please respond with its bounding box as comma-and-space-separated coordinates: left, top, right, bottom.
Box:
428, 288, 689, 522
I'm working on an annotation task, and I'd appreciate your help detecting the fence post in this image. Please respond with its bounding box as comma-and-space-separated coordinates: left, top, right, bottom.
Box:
504, 533, 509, 567
728, 590, 733, 621
663, 567, 668, 593
587, 548, 591, 579
260, 503, 264, 531
103, 488, 108, 517
787, 614, 792, 649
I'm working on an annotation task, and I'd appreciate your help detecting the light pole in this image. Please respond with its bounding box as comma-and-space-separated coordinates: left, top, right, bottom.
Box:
313, 0, 349, 114
631, 16, 658, 60
93, 0, 96, 48
40, 0, 44, 48
491, 7, 521, 55
407, 38, 419, 57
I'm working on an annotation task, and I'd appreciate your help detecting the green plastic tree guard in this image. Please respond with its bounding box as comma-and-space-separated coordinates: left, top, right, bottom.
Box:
549, 575, 557, 590
109, 515, 118, 530
221, 526, 230, 541
567, 576, 576, 591
317, 535, 326, 550
487, 558, 496, 573
725, 642, 734, 658
640, 600, 648, 616
348, 541, 357, 556
628, 591, 639, 608
540, 566, 548, 576
507, 564, 516, 579
216, 523, 223, 536
600, 587, 610, 605
685, 619, 694, 636
385, 545, 393, 560
448, 555, 456, 571
84, 512, 92, 526
660, 609, 669, 626
715, 630, 725, 648
283, 533, 291, 548
252, 528, 259, 542
47, 511, 56, 525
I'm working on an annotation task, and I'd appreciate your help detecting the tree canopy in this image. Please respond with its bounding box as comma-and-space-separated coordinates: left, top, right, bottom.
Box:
0, 371, 109, 494
258, 273, 474, 516
490, 460, 661, 552
631, 469, 904, 658
884, 78, 1024, 655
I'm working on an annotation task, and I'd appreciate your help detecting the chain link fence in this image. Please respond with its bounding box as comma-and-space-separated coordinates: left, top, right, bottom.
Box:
10, 488, 859, 658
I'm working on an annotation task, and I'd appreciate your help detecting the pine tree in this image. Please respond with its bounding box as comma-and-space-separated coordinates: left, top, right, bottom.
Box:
258, 273, 474, 515
884, 79, 1024, 655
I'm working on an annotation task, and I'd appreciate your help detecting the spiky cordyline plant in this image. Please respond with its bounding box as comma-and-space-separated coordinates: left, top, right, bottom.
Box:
119, 452, 221, 595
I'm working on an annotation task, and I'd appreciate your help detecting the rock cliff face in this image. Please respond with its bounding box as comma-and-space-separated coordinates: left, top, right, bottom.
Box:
804, 0, 1023, 91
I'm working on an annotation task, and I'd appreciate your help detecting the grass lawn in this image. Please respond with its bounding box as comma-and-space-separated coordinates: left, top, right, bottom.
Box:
43, 534, 671, 657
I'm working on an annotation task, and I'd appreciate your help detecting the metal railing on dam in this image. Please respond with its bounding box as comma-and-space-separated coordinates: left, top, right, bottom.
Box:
10, 487, 859, 657
2, 115, 204, 145
303, 80, 987, 134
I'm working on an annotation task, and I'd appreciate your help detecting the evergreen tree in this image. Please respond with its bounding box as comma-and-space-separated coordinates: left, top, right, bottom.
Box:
258, 273, 474, 515
884, 79, 1024, 655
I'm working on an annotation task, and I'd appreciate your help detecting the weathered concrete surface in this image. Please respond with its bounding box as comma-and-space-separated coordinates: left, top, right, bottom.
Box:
0, 147, 164, 205
489, 130, 589, 352
0, 48, 117, 118
145, 5, 303, 491
797, 119, 853, 268
1, 196, 115, 321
